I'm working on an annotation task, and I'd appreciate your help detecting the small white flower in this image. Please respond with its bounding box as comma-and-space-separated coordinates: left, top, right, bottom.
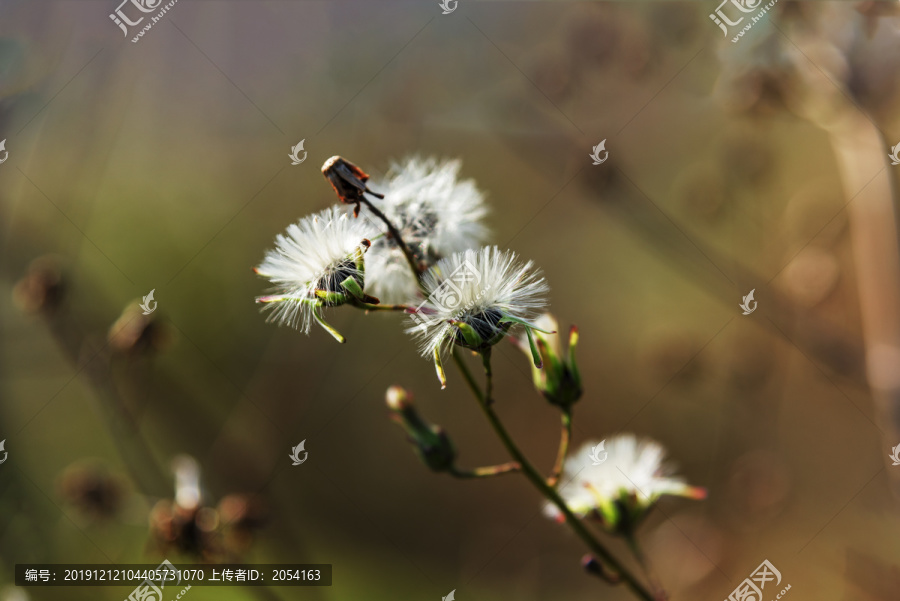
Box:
255, 206, 376, 340
408, 246, 549, 386
545, 435, 705, 533
363, 157, 489, 304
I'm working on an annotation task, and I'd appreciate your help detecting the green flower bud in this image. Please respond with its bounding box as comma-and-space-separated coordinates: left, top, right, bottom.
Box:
386, 386, 456, 473
515, 314, 582, 409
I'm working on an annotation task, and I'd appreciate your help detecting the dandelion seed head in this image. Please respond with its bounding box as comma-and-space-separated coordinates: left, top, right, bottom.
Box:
407, 246, 549, 357
363, 157, 489, 303
544, 435, 705, 530
255, 206, 375, 332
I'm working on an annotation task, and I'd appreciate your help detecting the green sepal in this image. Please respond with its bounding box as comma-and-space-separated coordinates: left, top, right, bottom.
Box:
340, 276, 381, 305
567, 326, 582, 394
433, 347, 447, 389
524, 326, 543, 369
313, 306, 346, 343
498, 314, 555, 334
451, 320, 484, 349
314, 289, 349, 306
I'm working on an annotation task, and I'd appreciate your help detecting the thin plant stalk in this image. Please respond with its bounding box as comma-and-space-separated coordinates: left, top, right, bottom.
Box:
825, 110, 900, 491
449, 462, 521, 479
368, 183, 657, 599
359, 196, 423, 289
548, 410, 572, 488
453, 349, 657, 601
350, 300, 411, 312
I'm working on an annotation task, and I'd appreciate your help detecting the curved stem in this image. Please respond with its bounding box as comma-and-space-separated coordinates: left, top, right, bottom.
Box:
453, 348, 656, 601
449, 462, 521, 478
359, 196, 424, 291
547, 410, 572, 488
452, 349, 485, 403
350, 299, 411, 312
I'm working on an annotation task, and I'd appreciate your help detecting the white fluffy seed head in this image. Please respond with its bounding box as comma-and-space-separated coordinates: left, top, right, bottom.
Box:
362, 157, 489, 304
255, 206, 376, 332
544, 435, 706, 522
406, 246, 549, 358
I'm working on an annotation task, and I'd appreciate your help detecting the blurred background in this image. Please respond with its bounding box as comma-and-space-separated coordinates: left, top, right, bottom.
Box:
2, 1, 900, 600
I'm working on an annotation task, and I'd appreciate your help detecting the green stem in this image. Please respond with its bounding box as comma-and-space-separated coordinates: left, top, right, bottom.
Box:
350, 299, 411, 312
548, 410, 572, 488
452, 349, 484, 403
481, 348, 494, 404
359, 196, 424, 291
449, 462, 521, 479
453, 348, 656, 601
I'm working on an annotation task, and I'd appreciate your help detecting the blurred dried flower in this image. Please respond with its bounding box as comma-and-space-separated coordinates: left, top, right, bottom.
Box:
219, 494, 267, 532
108, 303, 170, 355
714, 33, 799, 116
149, 499, 220, 559
12, 256, 65, 315
218, 494, 268, 555
57, 462, 124, 521
149, 456, 220, 559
